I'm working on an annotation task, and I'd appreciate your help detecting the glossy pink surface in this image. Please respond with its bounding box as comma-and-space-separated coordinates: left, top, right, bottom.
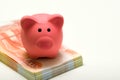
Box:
20, 14, 64, 58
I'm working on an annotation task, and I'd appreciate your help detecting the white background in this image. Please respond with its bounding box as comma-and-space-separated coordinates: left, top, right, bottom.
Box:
0, 0, 119, 80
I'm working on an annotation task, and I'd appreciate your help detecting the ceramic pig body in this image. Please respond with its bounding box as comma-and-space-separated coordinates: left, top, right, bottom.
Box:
20, 14, 64, 59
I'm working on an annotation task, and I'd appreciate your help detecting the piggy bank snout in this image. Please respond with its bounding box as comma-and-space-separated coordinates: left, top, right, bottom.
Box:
36, 38, 53, 49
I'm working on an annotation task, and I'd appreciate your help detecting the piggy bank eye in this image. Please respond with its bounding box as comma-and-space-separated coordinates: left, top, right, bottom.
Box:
38, 28, 42, 32
47, 28, 51, 32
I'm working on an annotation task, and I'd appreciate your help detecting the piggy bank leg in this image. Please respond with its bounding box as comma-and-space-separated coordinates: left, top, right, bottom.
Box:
28, 54, 39, 59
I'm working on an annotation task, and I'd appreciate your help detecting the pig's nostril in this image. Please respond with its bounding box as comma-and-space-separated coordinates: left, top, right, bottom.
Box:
38, 28, 42, 32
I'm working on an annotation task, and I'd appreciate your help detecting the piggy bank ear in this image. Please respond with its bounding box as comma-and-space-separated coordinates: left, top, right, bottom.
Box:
20, 16, 36, 30
49, 14, 64, 29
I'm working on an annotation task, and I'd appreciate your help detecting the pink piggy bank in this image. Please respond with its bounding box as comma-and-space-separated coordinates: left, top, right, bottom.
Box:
20, 14, 64, 59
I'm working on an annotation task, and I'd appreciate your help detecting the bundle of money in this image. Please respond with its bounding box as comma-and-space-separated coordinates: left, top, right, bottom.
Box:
0, 21, 83, 80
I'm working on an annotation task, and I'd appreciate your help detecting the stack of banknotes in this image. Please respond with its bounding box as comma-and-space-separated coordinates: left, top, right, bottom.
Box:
0, 21, 83, 80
